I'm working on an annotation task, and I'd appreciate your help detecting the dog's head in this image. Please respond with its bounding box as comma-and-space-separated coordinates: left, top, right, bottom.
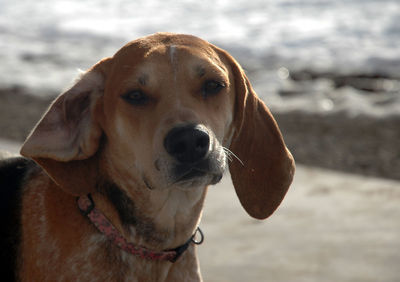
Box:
21, 33, 295, 219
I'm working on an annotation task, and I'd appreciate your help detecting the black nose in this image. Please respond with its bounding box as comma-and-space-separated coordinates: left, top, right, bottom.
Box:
164, 125, 210, 164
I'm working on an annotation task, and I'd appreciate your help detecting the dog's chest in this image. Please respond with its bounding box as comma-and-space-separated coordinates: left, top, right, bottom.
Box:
68, 233, 175, 282
77, 233, 201, 282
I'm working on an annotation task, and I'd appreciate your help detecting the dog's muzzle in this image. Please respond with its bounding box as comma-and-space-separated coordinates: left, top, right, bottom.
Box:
164, 124, 223, 185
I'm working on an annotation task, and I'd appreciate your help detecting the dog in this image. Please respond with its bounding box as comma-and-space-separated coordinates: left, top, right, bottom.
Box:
0, 33, 295, 281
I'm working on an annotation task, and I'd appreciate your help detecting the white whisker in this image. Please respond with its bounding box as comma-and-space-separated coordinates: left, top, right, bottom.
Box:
223, 147, 244, 166
222, 148, 233, 162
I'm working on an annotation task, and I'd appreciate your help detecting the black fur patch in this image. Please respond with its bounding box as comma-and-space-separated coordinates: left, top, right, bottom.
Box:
0, 156, 36, 281
97, 180, 168, 245
98, 180, 138, 227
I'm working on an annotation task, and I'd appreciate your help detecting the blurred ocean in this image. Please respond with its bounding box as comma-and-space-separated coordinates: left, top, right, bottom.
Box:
0, 0, 399, 94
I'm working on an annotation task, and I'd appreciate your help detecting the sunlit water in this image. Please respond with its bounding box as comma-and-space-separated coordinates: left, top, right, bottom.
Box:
1, 0, 399, 93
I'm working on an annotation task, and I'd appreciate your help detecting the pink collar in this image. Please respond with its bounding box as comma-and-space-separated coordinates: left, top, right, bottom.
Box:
77, 194, 203, 263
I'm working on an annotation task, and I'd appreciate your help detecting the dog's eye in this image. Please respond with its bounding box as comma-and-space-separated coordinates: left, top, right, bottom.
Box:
202, 80, 225, 97
121, 90, 149, 106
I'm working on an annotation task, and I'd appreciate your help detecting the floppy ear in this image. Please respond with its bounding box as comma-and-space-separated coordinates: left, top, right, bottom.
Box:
20, 58, 111, 195
220, 50, 295, 220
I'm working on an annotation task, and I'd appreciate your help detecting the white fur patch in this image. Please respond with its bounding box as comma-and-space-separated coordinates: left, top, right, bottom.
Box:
169, 45, 177, 64
115, 114, 128, 140
169, 45, 178, 81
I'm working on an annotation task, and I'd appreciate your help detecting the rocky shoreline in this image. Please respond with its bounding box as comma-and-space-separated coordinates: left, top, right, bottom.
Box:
0, 86, 52, 142
275, 109, 400, 180
269, 69, 400, 180
1, 71, 399, 180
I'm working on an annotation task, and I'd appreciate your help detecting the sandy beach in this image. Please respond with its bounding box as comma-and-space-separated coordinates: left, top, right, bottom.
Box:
200, 169, 400, 282
2, 138, 399, 282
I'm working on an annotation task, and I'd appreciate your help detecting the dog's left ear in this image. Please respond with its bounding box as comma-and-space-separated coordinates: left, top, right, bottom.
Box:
20, 58, 111, 195
215, 48, 295, 220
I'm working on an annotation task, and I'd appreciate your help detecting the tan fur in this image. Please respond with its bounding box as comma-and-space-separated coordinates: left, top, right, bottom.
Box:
18, 33, 295, 281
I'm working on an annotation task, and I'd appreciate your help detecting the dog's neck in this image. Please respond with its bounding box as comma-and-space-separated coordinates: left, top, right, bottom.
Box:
92, 177, 207, 251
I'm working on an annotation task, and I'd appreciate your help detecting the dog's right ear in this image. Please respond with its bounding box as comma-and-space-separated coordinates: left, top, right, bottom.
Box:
20, 58, 112, 195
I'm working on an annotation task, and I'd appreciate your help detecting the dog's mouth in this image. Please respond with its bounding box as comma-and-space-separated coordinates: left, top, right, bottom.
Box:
143, 160, 223, 191
178, 168, 207, 181
173, 160, 223, 186
143, 158, 224, 191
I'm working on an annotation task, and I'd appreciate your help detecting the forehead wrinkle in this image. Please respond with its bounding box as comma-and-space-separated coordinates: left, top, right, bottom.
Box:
210, 55, 228, 74
193, 58, 229, 82
195, 65, 206, 78
121, 61, 158, 89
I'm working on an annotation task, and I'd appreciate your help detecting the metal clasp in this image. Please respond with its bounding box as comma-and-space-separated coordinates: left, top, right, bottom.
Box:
191, 227, 204, 245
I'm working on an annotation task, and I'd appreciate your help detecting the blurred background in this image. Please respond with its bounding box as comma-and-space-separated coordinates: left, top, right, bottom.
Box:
0, 0, 399, 281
